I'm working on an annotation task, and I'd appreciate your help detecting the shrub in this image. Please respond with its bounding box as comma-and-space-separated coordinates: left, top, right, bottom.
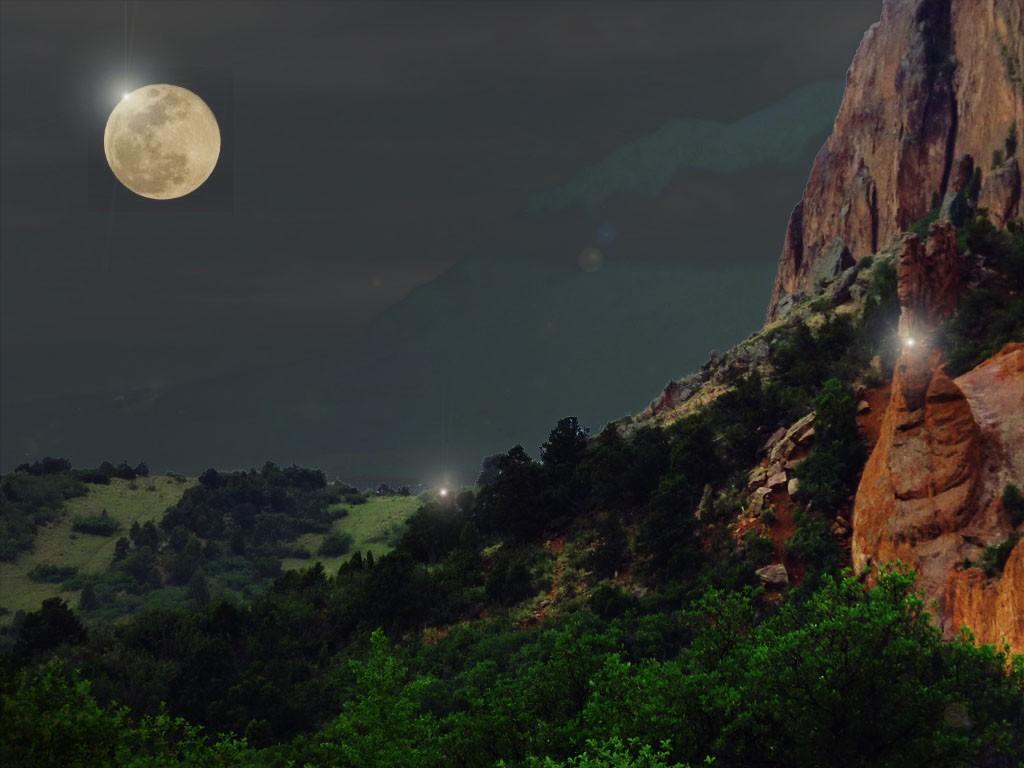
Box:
981, 532, 1022, 577
587, 513, 628, 579
27, 564, 78, 584
909, 208, 940, 239
786, 511, 841, 576
793, 379, 865, 513
319, 531, 354, 557
485, 550, 535, 605
72, 510, 120, 537
1004, 483, 1024, 527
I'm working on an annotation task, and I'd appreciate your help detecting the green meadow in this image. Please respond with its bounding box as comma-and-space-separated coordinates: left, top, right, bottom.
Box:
0, 475, 192, 620
281, 494, 422, 573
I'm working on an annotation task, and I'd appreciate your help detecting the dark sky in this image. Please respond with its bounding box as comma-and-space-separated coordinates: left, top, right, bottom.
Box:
0, 1, 881, 484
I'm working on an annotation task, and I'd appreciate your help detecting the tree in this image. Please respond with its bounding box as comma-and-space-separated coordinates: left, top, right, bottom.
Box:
475, 445, 556, 540
314, 630, 439, 768
79, 584, 99, 611
541, 417, 590, 486
188, 570, 211, 609
15, 598, 86, 657
171, 537, 204, 584
113, 537, 131, 561
794, 378, 864, 513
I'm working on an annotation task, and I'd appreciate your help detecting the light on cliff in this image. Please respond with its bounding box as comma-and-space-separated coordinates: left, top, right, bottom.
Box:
904, 336, 916, 348
438, 487, 449, 498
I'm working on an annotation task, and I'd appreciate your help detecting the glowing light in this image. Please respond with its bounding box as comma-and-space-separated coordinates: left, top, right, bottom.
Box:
439, 487, 449, 498
121, 92, 130, 100
905, 337, 916, 348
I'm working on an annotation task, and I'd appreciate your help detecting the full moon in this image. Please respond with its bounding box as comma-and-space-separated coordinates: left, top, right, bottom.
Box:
104, 84, 220, 200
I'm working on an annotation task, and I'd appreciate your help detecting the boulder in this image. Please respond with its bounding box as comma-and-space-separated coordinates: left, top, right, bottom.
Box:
755, 563, 789, 587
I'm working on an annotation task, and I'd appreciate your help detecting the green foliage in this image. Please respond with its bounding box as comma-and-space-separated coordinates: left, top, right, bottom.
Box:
319, 531, 355, 557
485, 549, 535, 606
587, 512, 628, 579
940, 217, 1024, 375
14, 598, 85, 658
793, 379, 865, 513
940, 287, 1024, 375
981, 532, 1022, 577
582, 571, 1024, 767
909, 207, 940, 238
785, 511, 840, 578
0, 470, 87, 560
857, 256, 900, 369
476, 446, 556, 541
27, 563, 78, 583
313, 629, 441, 768
542, 416, 590, 486
0, 661, 254, 767
525, 737, 694, 768
72, 510, 120, 536
187, 569, 211, 609
1004, 483, 1024, 527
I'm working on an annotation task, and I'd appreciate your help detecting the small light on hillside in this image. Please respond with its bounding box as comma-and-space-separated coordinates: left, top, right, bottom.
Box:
439, 487, 449, 498
904, 337, 916, 348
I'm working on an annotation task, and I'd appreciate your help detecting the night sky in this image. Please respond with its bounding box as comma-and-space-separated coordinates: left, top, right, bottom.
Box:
0, 1, 881, 485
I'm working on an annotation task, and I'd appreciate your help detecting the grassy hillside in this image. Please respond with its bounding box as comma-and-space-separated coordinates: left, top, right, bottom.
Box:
280, 494, 422, 572
0, 475, 192, 620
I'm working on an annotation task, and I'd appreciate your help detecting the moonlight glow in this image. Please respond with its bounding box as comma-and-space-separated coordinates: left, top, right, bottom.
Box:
104, 84, 221, 200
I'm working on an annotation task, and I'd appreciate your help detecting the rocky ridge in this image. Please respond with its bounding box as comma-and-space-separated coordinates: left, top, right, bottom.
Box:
768, 0, 1023, 319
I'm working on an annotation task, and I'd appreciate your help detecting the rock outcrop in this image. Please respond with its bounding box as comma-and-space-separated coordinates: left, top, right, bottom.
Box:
769, 0, 1024, 319
852, 222, 1024, 650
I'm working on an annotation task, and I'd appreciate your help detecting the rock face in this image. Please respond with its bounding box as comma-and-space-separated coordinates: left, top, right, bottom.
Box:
852, 223, 1024, 650
768, 0, 1024, 319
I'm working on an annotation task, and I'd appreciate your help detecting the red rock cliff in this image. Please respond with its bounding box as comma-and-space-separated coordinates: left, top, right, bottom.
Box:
852, 225, 1024, 651
768, 0, 1024, 318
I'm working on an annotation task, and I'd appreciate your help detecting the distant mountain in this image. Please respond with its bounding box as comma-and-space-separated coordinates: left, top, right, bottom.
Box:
1, 84, 844, 484
531, 80, 843, 213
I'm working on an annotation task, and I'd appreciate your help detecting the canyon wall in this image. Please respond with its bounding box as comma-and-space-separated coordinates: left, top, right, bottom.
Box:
768, 0, 1024, 319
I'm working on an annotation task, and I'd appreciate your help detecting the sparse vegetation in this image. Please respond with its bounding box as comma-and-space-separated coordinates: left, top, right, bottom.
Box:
1005, 483, 1024, 527
981, 532, 1022, 577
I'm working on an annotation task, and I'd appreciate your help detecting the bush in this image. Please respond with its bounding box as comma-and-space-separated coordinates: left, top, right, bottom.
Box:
786, 511, 841, 576
981, 532, 1022, 577
793, 379, 865, 512
71, 510, 120, 537
587, 513, 628, 579
1004, 483, 1024, 527
0, 472, 87, 560
27, 564, 78, 584
485, 550, 535, 605
318, 531, 354, 557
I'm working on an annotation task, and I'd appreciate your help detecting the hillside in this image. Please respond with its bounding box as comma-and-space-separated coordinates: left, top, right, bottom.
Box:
2, 2, 1024, 767
0, 465, 421, 629
0, 476, 191, 620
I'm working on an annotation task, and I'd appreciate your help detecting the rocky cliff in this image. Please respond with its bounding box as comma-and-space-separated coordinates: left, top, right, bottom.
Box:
852, 224, 1024, 650
768, 0, 1024, 319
